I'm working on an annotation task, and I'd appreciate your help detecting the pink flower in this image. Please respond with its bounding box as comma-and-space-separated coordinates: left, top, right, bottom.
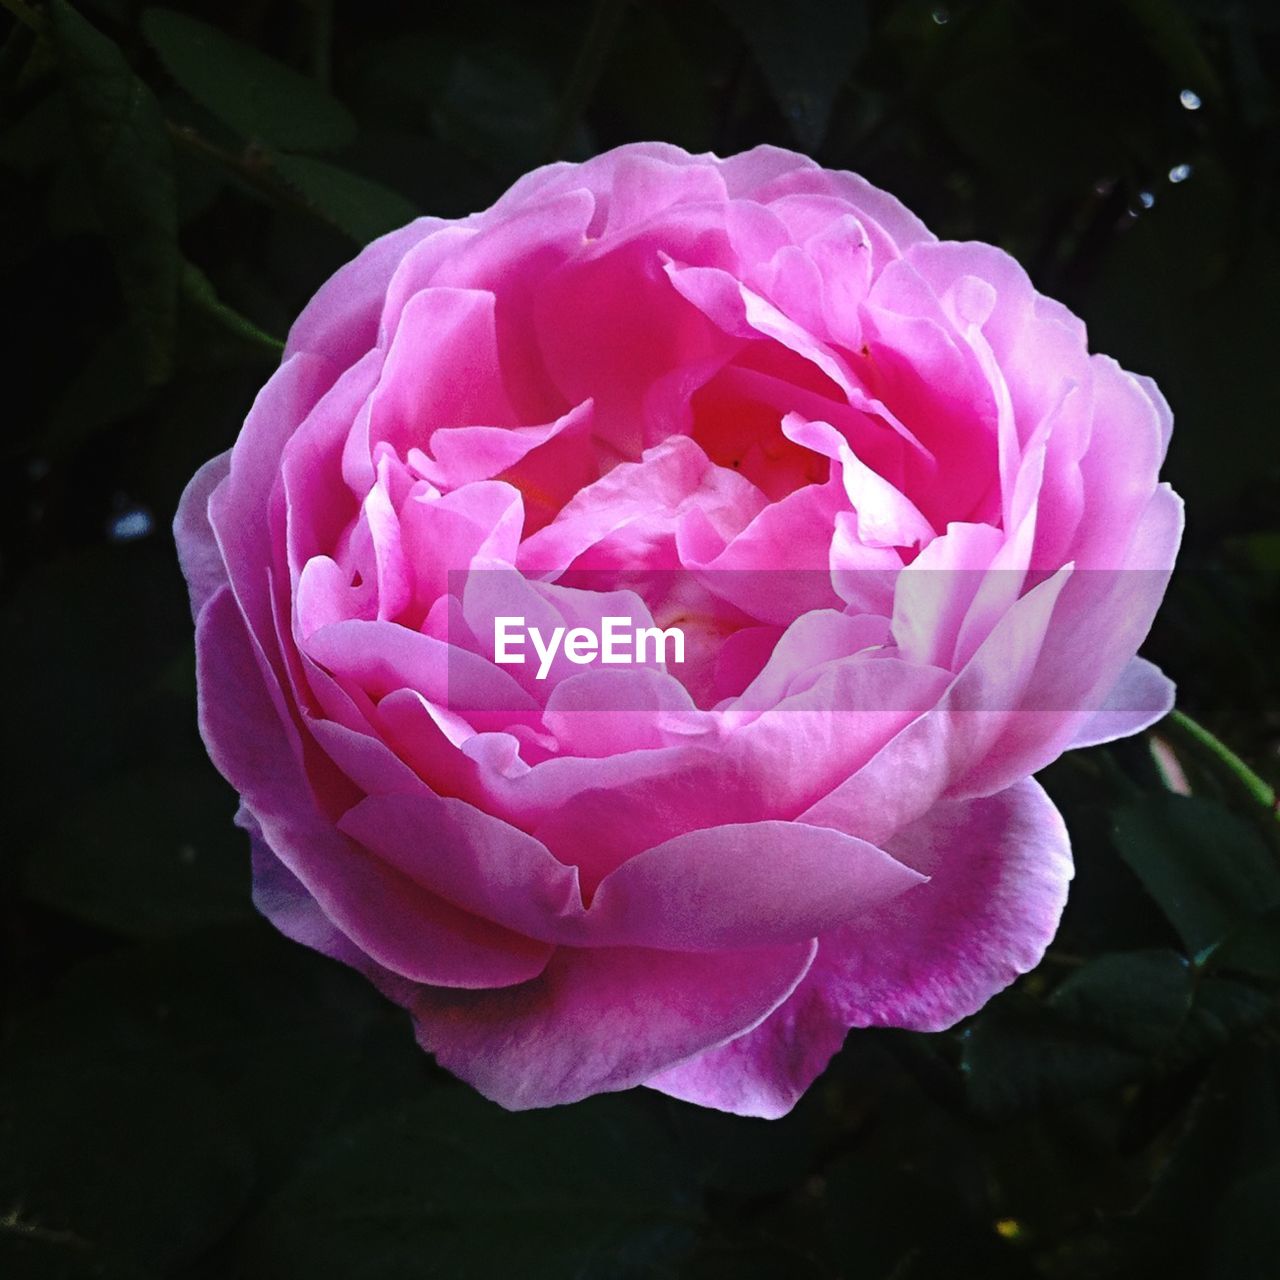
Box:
176, 143, 1181, 1117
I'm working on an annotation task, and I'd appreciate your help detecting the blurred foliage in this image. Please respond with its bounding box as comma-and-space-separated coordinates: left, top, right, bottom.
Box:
1, 1, 1278, 1277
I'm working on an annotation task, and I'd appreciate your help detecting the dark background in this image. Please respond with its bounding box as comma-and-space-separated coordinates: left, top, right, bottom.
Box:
2, 1, 1279, 1277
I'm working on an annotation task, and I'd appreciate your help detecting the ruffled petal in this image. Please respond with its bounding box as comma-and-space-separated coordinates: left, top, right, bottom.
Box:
173, 450, 231, 619
199, 587, 552, 988
409, 939, 818, 1110
649, 777, 1071, 1116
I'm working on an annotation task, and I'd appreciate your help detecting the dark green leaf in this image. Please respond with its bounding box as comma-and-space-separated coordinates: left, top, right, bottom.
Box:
0, 89, 70, 173
596, 5, 713, 153
24, 765, 253, 938
433, 47, 558, 173
141, 7, 356, 152
1113, 795, 1280, 957
714, 0, 868, 149
1119, 1044, 1280, 1271
1182, 976, 1275, 1055
2, 546, 195, 802
1212, 905, 1280, 980
1115, 0, 1223, 101
0, 1230, 145, 1280
683, 1244, 828, 1279
48, 0, 179, 384
239, 1091, 698, 1279
45, 324, 151, 455
1210, 1162, 1280, 1280
45, 146, 103, 238
962, 951, 1193, 1114
1049, 950, 1194, 1054
272, 153, 418, 244
47, 927, 430, 1190
180, 259, 284, 354
674, 1102, 820, 1200
0, 1021, 254, 1274
0, 11, 50, 95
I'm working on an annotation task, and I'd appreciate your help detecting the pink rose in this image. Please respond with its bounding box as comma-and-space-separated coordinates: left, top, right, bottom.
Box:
176, 142, 1181, 1117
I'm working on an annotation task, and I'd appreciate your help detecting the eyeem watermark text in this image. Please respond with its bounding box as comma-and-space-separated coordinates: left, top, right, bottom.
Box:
493, 616, 686, 679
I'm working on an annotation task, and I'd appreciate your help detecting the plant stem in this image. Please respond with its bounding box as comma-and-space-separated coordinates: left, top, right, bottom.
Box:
1161, 710, 1277, 816
165, 123, 340, 231
0, 0, 40, 33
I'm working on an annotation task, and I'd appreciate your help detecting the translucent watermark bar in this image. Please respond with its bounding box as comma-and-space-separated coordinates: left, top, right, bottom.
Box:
440, 568, 1177, 716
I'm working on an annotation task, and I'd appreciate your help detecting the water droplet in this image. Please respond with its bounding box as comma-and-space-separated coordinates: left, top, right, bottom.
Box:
1179, 88, 1201, 111
1168, 162, 1192, 183
931, 6, 950, 23
107, 506, 154, 543
1138, 190, 1155, 209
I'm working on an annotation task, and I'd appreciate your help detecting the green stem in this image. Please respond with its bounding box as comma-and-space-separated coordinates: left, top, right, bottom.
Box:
166, 123, 340, 231
1160, 710, 1278, 817
0, 0, 40, 32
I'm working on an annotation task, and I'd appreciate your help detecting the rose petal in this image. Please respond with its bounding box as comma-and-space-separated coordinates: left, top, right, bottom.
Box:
199, 587, 552, 987
173, 449, 231, 619
409, 939, 818, 1110
649, 777, 1071, 1115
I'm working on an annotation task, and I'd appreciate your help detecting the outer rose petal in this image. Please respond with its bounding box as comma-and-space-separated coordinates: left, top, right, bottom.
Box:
646, 777, 1071, 1117
198, 587, 553, 988
173, 450, 231, 617
209, 352, 338, 649
408, 938, 819, 1110
284, 216, 448, 367
1064, 656, 1175, 750
951, 483, 1183, 797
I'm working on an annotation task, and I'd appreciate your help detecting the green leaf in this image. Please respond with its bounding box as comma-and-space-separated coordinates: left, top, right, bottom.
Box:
1116, 0, 1224, 102
1210, 1162, 1280, 1280
962, 951, 1193, 1115
48, 0, 179, 385
47, 927, 430, 1190
673, 1102, 821, 1200
1049, 949, 1194, 1053
0, 931, 388, 1277
1182, 976, 1276, 1056
432, 47, 557, 173
593, 4, 713, 153
714, 0, 868, 150
0, 1230, 145, 1280
1120, 1044, 1280, 1270
683, 1245, 829, 1279
44, 324, 151, 455
1212, 905, 1280, 980
239, 1092, 698, 1279
2, 545, 195, 801
0, 89, 70, 173
24, 764, 254, 938
0, 1019, 254, 1275
272, 153, 418, 244
141, 7, 356, 152
545, 0, 628, 160
180, 259, 284, 354
1113, 795, 1280, 957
